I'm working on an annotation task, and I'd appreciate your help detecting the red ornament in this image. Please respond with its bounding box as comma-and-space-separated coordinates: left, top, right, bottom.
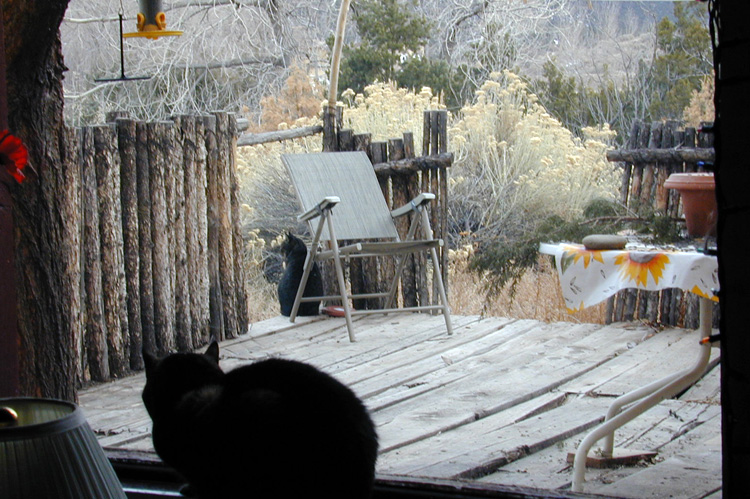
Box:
0, 131, 28, 184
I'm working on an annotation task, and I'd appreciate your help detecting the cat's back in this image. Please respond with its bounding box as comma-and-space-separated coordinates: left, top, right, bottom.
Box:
223, 358, 370, 420
218, 358, 378, 498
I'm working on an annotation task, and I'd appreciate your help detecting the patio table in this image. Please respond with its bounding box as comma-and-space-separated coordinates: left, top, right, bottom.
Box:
539, 242, 719, 492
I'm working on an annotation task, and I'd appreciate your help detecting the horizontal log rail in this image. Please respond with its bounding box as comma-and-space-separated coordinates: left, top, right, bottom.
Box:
373, 152, 453, 175
237, 125, 323, 147
607, 147, 714, 165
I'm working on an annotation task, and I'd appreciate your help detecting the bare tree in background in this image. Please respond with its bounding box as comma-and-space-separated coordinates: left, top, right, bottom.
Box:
62, 0, 339, 125
61, 0, 669, 131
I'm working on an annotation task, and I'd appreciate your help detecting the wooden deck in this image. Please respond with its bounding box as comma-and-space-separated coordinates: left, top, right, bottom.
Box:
79, 313, 722, 498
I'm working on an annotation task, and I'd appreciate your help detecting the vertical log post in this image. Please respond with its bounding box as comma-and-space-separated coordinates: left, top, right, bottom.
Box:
93, 125, 130, 377
228, 115, 249, 336
195, 117, 211, 345
82, 126, 108, 381
116, 118, 143, 370
93, 124, 129, 377
203, 115, 224, 340
372, 141, 394, 307
437, 110, 449, 296
62, 128, 84, 387
170, 116, 192, 351
148, 121, 175, 355
214, 112, 239, 339
354, 133, 381, 310
181, 115, 211, 347
136, 122, 156, 356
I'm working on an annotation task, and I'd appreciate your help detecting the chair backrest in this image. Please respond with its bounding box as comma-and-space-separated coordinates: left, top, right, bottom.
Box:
283, 152, 400, 241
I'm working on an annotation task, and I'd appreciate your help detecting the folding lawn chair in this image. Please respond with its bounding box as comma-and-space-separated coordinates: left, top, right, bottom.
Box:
281, 151, 453, 342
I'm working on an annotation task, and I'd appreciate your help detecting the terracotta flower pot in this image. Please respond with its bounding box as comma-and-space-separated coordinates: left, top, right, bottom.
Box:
664, 172, 717, 237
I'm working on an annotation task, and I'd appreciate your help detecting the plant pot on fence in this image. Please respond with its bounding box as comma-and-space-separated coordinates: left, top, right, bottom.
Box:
665, 172, 717, 237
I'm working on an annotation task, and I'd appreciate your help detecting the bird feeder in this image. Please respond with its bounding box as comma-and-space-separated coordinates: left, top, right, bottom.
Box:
123, 0, 182, 40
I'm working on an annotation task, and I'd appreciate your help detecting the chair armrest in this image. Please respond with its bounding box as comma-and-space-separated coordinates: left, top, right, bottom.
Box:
298, 196, 340, 222
391, 193, 435, 218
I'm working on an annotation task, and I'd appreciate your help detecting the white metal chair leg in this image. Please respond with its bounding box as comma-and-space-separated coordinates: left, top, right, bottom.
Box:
420, 209, 452, 335
571, 298, 713, 492
290, 209, 328, 322
326, 213, 356, 342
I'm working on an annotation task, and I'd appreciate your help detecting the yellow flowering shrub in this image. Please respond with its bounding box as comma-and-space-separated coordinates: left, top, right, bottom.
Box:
340, 82, 443, 143
449, 70, 620, 236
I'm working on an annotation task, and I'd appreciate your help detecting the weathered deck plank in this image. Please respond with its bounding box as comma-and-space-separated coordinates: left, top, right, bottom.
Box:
78, 313, 721, 498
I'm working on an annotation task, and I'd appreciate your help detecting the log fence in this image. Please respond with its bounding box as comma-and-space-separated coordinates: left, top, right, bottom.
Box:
69, 112, 247, 384
605, 119, 717, 329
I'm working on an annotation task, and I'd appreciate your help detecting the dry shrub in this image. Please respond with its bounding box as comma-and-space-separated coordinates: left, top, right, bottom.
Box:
448, 246, 606, 324
448, 70, 621, 241
340, 83, 443, 143
252, 66, 326, 133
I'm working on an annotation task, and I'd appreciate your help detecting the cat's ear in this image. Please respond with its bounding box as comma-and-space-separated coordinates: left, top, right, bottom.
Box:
142, 349, 159, 376
205, 341, 220, 364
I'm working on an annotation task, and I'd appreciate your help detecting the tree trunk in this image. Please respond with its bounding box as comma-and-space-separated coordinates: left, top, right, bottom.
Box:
5, 0, 76, 400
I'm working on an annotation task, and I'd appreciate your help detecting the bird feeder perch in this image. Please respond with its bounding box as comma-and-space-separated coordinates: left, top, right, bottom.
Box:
123, 0, 182, 40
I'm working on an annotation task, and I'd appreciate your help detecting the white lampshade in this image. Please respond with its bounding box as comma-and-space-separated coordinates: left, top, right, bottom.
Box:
0, 398, 127, 498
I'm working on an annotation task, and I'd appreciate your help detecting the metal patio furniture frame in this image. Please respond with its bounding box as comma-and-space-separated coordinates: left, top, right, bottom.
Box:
282, 151, 453, 342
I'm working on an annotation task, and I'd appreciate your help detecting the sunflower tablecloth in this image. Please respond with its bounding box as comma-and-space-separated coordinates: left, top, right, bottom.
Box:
539, 243, 719, 314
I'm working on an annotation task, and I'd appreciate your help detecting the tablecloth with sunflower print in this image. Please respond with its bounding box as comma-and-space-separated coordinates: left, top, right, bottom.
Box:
539, 243, 719, 314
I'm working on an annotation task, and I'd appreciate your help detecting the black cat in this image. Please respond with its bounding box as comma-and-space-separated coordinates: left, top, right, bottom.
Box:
142, 342, 378, 499
278, 232, 324, 316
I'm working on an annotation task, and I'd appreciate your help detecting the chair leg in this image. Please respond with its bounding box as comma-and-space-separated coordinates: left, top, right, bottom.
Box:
326, 214, 356, 342
430, 245, 453, 335
289, 248, 315, 323
421, 209, 453, 335
290, 211, 328, 323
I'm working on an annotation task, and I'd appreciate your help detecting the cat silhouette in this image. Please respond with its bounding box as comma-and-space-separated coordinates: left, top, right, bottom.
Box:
277, 232, 324, 316
142, 342, 378, 498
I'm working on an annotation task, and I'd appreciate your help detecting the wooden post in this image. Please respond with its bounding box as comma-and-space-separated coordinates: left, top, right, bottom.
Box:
94, 124, 129, 377
116, 118, 144, 370
628, 122, 649, 213
181, 115, 211, 347
338, 129, 354, 151
323, 106, 337, 152
62, 127, 85, 387
81, 127, 108, 381
619, 120, 640, 206
354, 133, 380, 309
148, 121, 175, 355
170, 116, 193, 351
203, 115, 224, 340
437, 111, 449, 294
136, 122, 156, 357
228, 115, 249, 336
214, 112, 239, 339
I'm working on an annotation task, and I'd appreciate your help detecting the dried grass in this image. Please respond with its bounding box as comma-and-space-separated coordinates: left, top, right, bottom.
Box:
447, 252, 606, 324
244, 252, 606, 326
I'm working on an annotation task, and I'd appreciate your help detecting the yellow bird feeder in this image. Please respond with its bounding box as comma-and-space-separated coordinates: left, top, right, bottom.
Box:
123, 0, 182, 39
